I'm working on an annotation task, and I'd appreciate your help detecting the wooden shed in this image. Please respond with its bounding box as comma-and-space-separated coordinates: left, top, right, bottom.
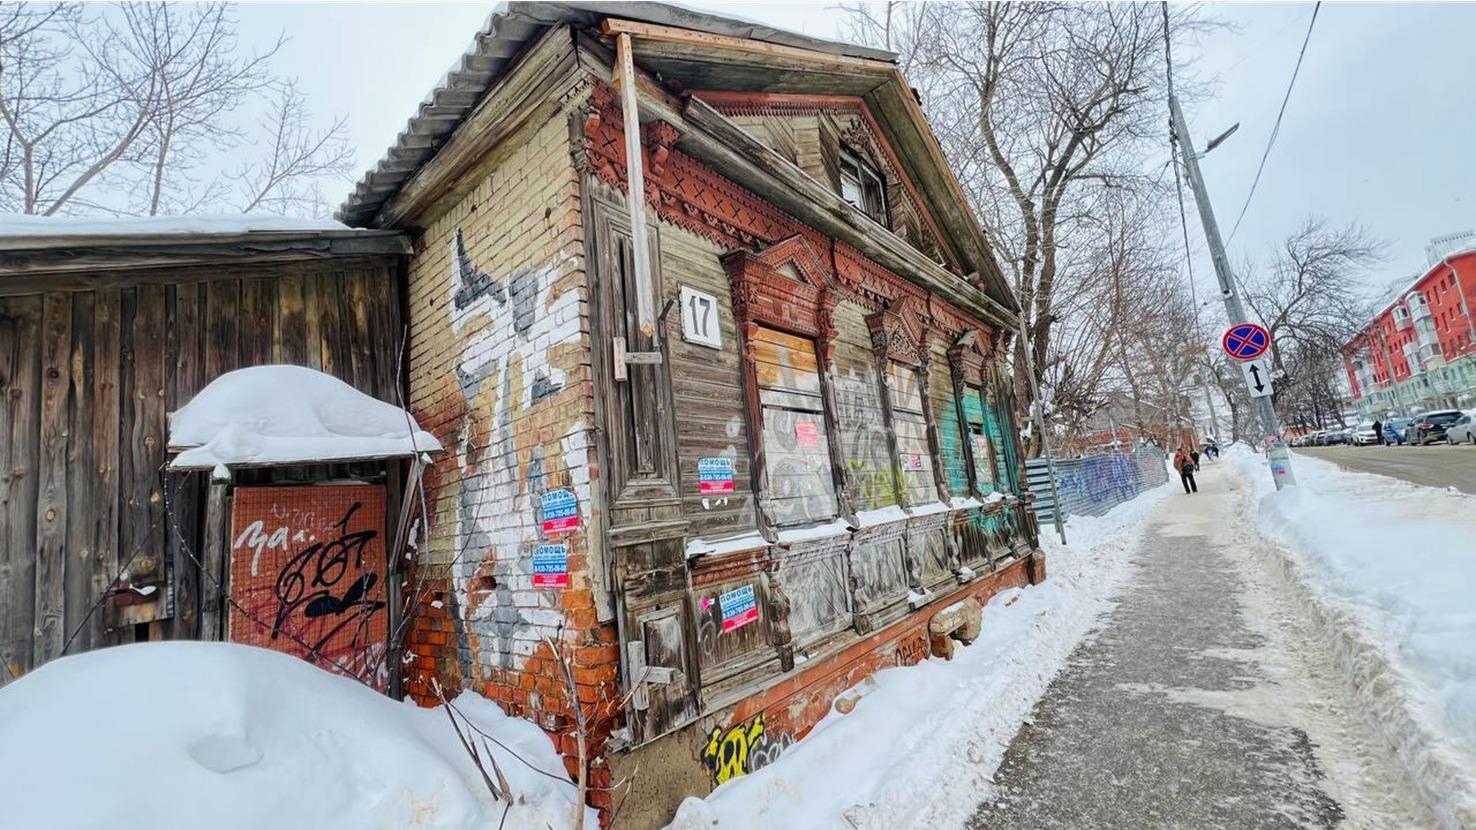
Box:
0, 216, 410, 685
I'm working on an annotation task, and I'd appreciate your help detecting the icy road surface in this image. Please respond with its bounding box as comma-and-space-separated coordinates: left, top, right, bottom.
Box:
969, 463, 1432, 829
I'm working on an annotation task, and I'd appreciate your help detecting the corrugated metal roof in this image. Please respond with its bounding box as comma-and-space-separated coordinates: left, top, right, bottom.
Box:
336, 1, 893, 227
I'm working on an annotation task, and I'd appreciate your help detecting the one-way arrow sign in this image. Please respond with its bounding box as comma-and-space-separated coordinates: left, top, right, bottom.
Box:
1238, 357, 1273, 398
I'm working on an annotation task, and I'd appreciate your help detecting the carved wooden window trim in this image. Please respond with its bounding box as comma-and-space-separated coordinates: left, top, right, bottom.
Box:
948, 330, 999, 500
838, 146, 888, 226
722, 236, 853, 534
864, 297, 942, 507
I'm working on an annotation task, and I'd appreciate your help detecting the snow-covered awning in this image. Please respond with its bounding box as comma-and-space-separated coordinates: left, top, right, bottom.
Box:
167, 365, 441, 474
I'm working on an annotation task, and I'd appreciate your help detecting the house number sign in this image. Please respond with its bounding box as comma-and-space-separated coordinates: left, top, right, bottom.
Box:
680, 285, 722, 349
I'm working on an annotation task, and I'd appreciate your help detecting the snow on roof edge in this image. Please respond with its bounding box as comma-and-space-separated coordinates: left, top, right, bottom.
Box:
0, 213, 354, 239
167, 365, 442, 473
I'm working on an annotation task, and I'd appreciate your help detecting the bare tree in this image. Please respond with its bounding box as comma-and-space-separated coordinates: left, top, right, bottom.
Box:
232, 80, 351, 216
126, 4, 280, 215
845, 2, 1200, 455
1, 2, 349, 218
0, 2, 159, 215
1239, 219, 1383, 427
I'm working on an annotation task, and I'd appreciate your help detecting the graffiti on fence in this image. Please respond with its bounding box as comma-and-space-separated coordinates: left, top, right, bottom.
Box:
1027, 448, 1168, 522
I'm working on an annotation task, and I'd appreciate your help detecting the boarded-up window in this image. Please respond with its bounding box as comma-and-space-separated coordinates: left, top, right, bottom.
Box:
752, 326, 839, 526
888, 363, 936, 504
983, 386, 1018, 493
831, 305, 894, 510
930, 357, 969, 497
961, 386, 996, 494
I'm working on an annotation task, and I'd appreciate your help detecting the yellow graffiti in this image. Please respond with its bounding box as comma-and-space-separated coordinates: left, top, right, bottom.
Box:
701, 714, 767, 785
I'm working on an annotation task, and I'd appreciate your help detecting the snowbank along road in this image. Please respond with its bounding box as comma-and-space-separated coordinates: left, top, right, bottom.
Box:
1296, 445, 1476, 495
969, 463, 1433, 829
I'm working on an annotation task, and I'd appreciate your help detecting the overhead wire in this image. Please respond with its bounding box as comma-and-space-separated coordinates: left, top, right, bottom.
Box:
1225, 1, 1323, 244
1162, 3, 1209, 338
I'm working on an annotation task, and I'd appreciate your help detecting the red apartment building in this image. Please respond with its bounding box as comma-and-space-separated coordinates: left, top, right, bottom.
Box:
1344, 247, 1476, 416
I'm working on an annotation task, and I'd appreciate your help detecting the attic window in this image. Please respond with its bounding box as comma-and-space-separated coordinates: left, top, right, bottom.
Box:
839, 148, 887, 224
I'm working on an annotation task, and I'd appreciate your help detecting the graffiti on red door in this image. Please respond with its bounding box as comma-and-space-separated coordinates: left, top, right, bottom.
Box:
229, 485, 389, 689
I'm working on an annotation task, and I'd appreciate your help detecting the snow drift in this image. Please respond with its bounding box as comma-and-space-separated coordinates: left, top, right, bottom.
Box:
1229, 446, 1476, 828
168, 365, 441, 473
0, 642, 592, 830
669, 471, 1176, 830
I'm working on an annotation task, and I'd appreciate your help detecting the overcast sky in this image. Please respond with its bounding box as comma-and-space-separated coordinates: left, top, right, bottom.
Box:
231, 1, 1476, 302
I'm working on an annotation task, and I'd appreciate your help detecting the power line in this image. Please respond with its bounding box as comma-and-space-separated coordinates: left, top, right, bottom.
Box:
1163, 4, 1206, 337
1226, 1, 1322, 244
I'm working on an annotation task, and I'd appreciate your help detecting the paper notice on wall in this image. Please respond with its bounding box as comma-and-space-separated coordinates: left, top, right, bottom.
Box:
794, 420, 820, 448
540, 489, 579, 535
532, 544, 569, 589
698, 456, 735, 494
902, 452, 924, 471
718, 584, 760, 633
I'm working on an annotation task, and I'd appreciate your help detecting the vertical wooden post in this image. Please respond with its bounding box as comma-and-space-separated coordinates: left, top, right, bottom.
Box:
386, 456, 423, 699
33, 293, 72, 664
199, 479, 230, 642
614, 32, 656, 337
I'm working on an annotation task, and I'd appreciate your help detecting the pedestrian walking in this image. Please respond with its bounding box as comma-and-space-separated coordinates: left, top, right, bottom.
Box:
1372, 418, 1384, 446
1190, 448, 1201, 471
1174, 447, 1198, 494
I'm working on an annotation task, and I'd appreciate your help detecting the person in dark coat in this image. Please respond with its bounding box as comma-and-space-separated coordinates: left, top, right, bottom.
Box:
1372, 419, 1384, 446
1190, 448, 1201, 470
1174, 448, 1198, 494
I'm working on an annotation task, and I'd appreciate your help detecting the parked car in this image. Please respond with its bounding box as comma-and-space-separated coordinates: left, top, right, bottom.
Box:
1383, 417, 1413, 445
1406, 410, 1464, 445
1318, 428, 1351, 446
1446, 412, 1476, 444
1352, 423, 1380, 445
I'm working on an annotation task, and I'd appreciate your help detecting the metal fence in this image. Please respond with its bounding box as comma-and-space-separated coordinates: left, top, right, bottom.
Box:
1025, 446, 1169, 526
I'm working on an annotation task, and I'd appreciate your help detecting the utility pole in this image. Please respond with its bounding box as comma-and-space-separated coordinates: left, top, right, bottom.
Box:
1170, 93, 1297, 489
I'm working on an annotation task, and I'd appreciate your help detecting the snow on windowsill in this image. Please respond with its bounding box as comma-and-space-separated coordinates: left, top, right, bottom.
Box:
167, 365, 442, 472
685, 532, 770, 559
852, 505, 910, 528
949, 496, 983, 511
775, 519, 851, 545
908, 501, 950, 517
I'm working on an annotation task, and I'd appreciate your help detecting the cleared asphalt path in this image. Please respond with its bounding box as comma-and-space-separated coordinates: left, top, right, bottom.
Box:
968, 464, 1428, 829
1296, 444, 1476, 495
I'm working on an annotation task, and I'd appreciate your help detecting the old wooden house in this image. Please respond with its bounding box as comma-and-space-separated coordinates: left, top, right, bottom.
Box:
0, 216, 415, 685
331, 3, 1042, 824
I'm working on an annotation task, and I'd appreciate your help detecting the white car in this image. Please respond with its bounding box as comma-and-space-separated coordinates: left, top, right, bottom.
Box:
1352, 423, 1380, 445
1446, 412, 1476, 444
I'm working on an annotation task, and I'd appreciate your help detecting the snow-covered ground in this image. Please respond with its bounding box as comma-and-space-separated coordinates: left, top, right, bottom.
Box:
1228, 446, 1476, 827
668, 474, 1176, 830
0, 642, 593, 830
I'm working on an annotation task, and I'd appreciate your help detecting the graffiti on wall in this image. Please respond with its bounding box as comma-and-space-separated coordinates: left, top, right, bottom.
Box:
833, 363, 898, 510
229, 485, 388, 689
444, 229, 586, 671
700, 713, 793, 786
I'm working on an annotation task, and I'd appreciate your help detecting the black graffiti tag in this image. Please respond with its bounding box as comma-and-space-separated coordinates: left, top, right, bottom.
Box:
272, 501, 385, 653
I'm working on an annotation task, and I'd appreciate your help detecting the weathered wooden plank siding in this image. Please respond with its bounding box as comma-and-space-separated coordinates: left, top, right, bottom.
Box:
0, 264, 402, 682
32, 293, 72, 662
661, 222, 760, 542
1, 296, 42, 678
